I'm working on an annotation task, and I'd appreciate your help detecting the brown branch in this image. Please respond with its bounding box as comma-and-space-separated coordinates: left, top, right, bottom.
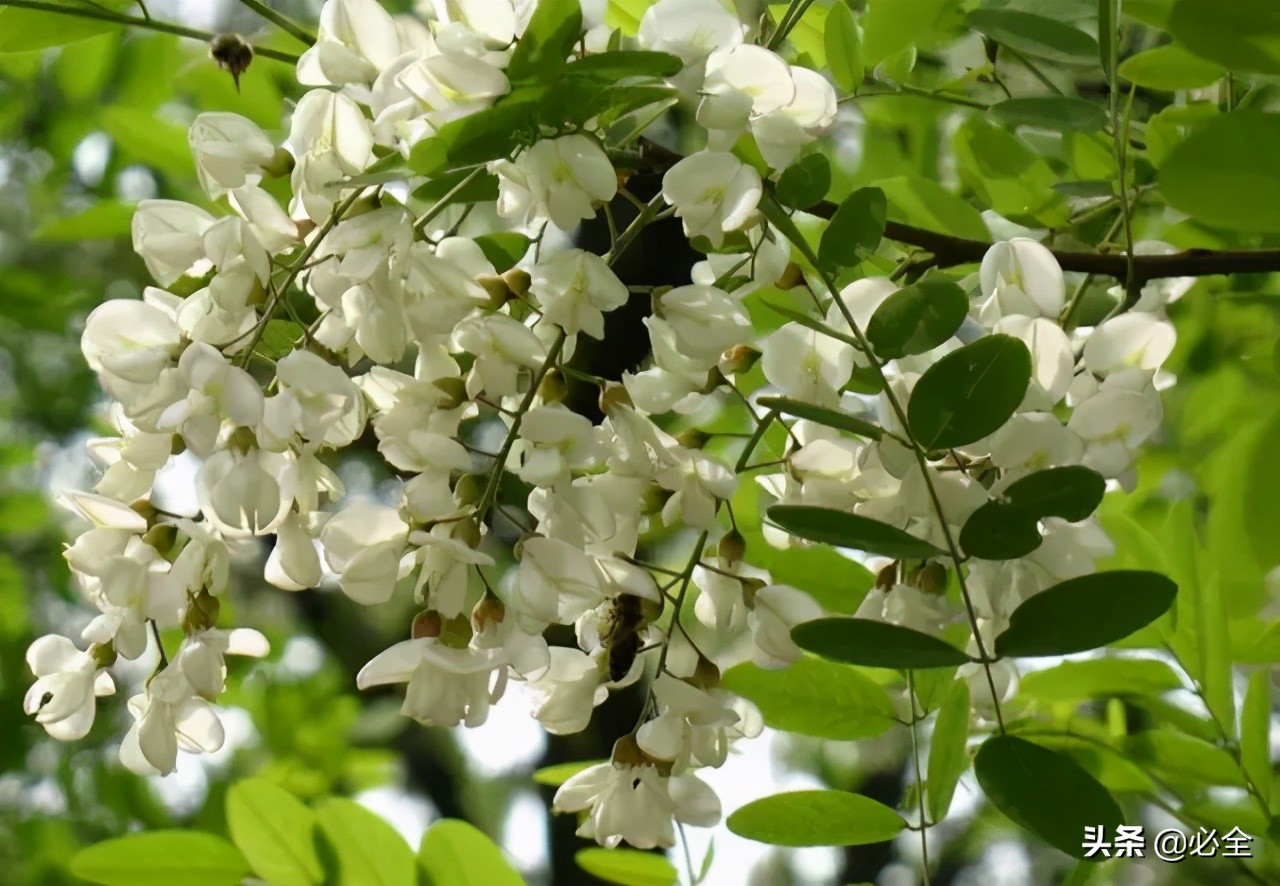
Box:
635, 140, 1280, 285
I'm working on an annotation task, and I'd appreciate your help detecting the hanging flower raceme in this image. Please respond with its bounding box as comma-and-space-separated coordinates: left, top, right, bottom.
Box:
28, 0, 1185, 857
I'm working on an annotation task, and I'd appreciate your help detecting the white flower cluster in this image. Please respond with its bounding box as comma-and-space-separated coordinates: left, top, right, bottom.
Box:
26, 0, 1178, 851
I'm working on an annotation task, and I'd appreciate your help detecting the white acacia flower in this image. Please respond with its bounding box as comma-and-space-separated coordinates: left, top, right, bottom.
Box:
492, 135, 617, 232
553, 761, 720, 849
978, 238, 1065, 324
176, 628, 270, 697
321, 503, 410, 605
510, 536, 607, 626
655, 284, 752, 363
265, 512, 324, 591
1083, 313, 1177, 376
357, 638, 508, 727
527, 249, 629, 340
661, 151, 761, 247
196, 449, 297, 538
637, 674, 753, 767
761, 323, 855, 407
156, 342, 263, 457
524, 646, 607, 735
855, 583, 953, 637
510, 405, 602, 488
749, 584, 823, 669
24, 636, 114, 741
120, 668, 224, 776
297, 0, 400, 86
188, 112, 276, 197
131, 200, 216, 286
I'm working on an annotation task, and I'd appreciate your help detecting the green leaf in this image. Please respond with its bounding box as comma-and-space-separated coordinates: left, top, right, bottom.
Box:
226, 779, 323, 886
818, 187, 887, 271
976, 735, 1123, 858
825, 2, 864, 92
967, 9, 1100, 64
751, 543, 876, 613
315, 799, 415, 886
1158, 110, 1280, 233
409, 98, 539, 176
0, 9, 118, 51
473, 232, 532, 273
562, 50, 682, 79
412, 169, 500, 205
1241, 669, 1273, 806
756, 395, 884, 441
508, 0, 583, 81
995, 571, 1178, 657
1099, 0, 1117, 77
260, 320, 304, 360
792, 618, 973, 669
960, 466, 1107, 560
1167, 0, 1280, 75
1018, 658, 1183, 701
532, 759, 605, 787
34, 201, 136, 241
953, 118, 1069, 226
988, 97, 1108, 132
927, 679, 971, 821
575, 848, 676, 886
70, 832, 250, 886
721, 657, 899, 740
419, 820, 523, 886
907, 334, 1032, 450
1124, 729, 1247, 788
101, 106, 193, 180
862, 0, 962, 66
876, 176, 991, 241
776, 154, 832, 210
1118, 44, 1225, 90
728, 790, 906, 847
866, 275, 969, 359
767, 505, 945, 558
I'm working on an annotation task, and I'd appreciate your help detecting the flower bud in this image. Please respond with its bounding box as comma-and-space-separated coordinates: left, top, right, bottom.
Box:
472, 594, 505, 632
776, 262, 806, 290
432, 376, 468, 410
170, 434, 187, 456
914, 562, 948, 596
143, 523, 177, 557
598, 381, 633, 415
718, 344, 761, 376
452, 474, 484, 507
875, 562, 898, 590
717, 528, 747, 566
538, 368, 569, 404
187, 591, 221, 632
740, 576, 766, 609
411, 609, 443, 639
263, 146, 295, 178
676, 428, 709, 450
477, 274, 514, 310
502, 268, 531, 297
690, 655, 721, 690
227, 426, 258, 454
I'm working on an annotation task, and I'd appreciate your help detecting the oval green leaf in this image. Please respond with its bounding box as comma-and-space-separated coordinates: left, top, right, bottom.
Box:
966, 9, 1100, 64
532, 759, 605, 787
1019, 658, 1183, 701
995, 570, 1178, 658
825, 1, 865, 93
315, 798, 415, 886
507, 0, 582, 81
927, 679, 972, 821
419, 820, 523, 886
575, 848, 676, 886
960, 501, 1043, 560
473, 232, 532, 274
907, 334, 1032, 450
1004, 466, 1107, 522
792, 618, 974, 669
562, 50, 682, 79
867, 275, 969, 359
776, 153, 832, 210
989, 97, 1107, 132
1167, 0, 1280, 75
975, 735, 1123, 859
721, 656, 899, 740
226, 778, 323, 886
1158, 110, 1280, 233
819, 187, 887, 271
0, 9, 117, 51
877, 175, 991, 241
757, 395, 883, 440
1118, 44, 1225, 90
728, 790, 906, 847
70, 831, 250, 886
767, 505, 945, 558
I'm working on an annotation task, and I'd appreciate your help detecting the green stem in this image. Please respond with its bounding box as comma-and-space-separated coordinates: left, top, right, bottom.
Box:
235, 0, 316, 47
767, 0, 818, 50
0, 0, 300, 63
763, 193, 1008, 733
845, 83, 991, 111
906, 672, 933, 884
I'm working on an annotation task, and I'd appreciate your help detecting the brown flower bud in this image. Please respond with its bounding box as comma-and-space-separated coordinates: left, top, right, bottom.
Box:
914, 562, 948, 596
411, 609, 443, 639
90, 643, 118, 669
538, 368, 569, 404
472, 594, 506, 632
438, 613, 474, 649
776, 262, 806, 290
598, 381, 633, 415
717, 528, 747, 566
719, 344, 761, 376
676, 428, 710, 450
477, 274, 514, 310
502, 268, 531, 297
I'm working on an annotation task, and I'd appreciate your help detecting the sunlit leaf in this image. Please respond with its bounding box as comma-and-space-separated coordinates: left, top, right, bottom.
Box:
926, 679, 971, 821
722, 657, 899, 740
819, 187, 886, 270
727, 791, 906, 846
226, 779, 323, 886
1159, 110, 1280, 233
70, 832, 249, 886
315, 799, 415, 886
575, 848, 676, 886
419, 820, 523, 886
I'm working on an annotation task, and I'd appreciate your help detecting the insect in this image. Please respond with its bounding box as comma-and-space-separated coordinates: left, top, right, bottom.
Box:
603, 594, 647, 683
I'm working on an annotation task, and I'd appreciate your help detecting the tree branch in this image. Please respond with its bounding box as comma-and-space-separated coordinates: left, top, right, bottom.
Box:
635, 140, 1280, 285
